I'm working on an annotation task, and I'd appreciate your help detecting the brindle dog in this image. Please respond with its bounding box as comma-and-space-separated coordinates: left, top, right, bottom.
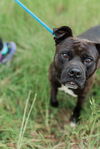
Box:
49, 26, 100, 126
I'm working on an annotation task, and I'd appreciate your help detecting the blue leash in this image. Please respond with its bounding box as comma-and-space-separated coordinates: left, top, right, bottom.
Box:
15, 0, 54, 35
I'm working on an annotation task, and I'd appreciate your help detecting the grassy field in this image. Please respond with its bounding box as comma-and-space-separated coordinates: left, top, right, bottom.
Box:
0, 0, 100, 148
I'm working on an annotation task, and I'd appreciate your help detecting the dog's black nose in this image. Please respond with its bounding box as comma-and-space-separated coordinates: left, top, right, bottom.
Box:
68, 68, 81, 78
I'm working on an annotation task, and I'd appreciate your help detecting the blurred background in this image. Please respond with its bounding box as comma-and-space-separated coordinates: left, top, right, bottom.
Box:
0, 0, 100, 148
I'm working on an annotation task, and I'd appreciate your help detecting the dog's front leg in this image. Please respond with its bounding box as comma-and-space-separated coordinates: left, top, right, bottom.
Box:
50, 83, 59, 108
70, 95, 85, 125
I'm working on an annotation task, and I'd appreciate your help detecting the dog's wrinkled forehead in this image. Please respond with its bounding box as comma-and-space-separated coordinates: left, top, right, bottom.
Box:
73, 39, 89, 52
57, 37, 98, 58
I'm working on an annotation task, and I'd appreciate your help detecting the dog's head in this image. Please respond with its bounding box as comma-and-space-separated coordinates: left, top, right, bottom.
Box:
53, 26, 100, 89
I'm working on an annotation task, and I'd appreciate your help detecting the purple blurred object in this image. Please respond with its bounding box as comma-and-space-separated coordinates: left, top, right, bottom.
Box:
0, 42, 16, 64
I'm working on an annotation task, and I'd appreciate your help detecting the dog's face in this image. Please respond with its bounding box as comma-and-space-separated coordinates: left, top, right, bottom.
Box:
53, 26, 100, 89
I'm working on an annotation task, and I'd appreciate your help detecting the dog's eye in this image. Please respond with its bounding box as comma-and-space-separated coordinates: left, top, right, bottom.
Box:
61, 53, 69, 59
84, 57, 93, 64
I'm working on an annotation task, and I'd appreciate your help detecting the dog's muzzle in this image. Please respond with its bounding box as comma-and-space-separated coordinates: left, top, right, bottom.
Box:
61, 66, 86, 89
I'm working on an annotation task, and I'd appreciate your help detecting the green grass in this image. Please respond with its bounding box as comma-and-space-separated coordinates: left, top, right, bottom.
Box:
0, 0, 100, 148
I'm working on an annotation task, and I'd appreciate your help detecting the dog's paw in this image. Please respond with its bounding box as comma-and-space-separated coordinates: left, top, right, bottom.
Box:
70, 121, 76, 128
70, 116, 79, 127
50, 100, 59, 108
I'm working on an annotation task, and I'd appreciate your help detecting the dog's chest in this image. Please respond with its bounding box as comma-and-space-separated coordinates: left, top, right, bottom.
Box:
59, 85, 77, 97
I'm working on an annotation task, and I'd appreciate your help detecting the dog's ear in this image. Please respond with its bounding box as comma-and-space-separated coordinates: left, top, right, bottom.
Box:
95, 43, 100, 55
0, 38, 3, 50
53, 26, 73, 45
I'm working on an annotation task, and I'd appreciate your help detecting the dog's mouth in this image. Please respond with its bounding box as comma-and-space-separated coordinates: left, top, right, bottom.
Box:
65, 81, 78, 89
